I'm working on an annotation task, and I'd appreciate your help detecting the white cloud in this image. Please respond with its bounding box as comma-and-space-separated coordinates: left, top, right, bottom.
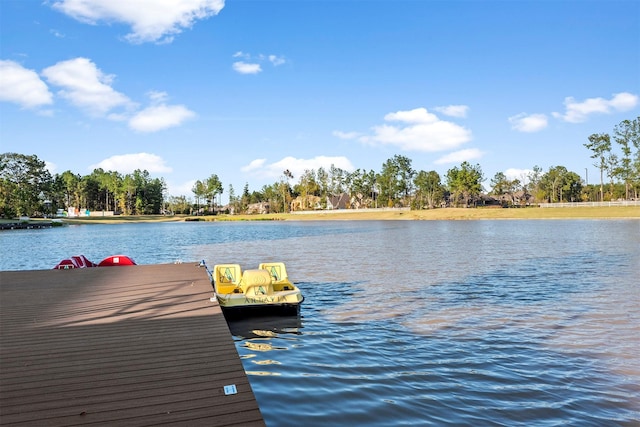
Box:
434, 148, 483, 165
355, 107, 472, 152
242, 156, 355, 181
232, 52, 286, 74
268, 55, 286, 66
241, 159, 267, 173
42, 57, 132, 116
166, 179, 196, 197
3, 57, 193, 132
0, 58, 195, 132
147, 90, 169, 104
50, 29, 66, 38
0, 60, 53, 109
129, 104, 195, 132
552, 92, 639, 123
508, 113, 548, 132
504, 168, 533, 182
51, 0, 224, 44
232, 61, 262, 75
128, 91, 195, 132
384, 107, 439, 124
332, 130, 361, 140
434, 105, 469, 118
90, 153, 172, 174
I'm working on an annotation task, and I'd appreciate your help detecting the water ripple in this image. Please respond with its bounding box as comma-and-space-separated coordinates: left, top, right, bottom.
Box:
3, 219, 639, 426
223, 220, 640, 426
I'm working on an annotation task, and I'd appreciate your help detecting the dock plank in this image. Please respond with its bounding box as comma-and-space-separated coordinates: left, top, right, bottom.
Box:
0, 264, 265, 426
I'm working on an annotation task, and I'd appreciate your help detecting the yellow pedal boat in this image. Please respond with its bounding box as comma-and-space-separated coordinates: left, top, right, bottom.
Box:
212, 262, 304, 316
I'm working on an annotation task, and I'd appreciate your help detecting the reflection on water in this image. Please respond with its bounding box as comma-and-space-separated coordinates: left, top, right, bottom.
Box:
3, 219, 640, 426
229, 315, 302, 377
227, 315, 303, 339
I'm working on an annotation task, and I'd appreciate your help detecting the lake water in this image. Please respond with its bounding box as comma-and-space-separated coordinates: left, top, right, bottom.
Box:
1, 219, 639, 426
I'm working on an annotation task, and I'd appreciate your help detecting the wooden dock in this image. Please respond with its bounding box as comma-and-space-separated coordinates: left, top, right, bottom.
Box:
0, 263, 265, 426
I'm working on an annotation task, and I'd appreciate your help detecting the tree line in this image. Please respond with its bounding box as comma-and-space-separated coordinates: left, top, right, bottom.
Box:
1, 117, 638, 218
221, 116, 640, 213
0, 155, 165, 218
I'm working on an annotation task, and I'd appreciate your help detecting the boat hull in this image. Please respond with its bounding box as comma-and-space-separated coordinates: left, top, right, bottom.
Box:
216, 290, 303, 316
219, 300, 302, 318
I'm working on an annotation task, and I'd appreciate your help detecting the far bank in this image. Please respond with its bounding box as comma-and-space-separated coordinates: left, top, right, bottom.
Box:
40, 206, 640, 225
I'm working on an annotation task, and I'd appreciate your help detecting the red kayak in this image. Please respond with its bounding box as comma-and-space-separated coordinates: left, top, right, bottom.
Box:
53, 255, 97, 269
53, 254, 136, 269
97, 255, 137, 267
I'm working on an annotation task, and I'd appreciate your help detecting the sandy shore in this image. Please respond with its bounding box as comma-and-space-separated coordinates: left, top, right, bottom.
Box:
39, 206, 640, 224
281, 206, 640, 221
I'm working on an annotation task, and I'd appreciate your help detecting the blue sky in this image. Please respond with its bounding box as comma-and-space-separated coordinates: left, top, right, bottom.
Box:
1, 0, 639, 201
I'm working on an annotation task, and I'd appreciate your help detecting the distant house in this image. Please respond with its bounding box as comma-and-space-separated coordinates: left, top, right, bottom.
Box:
481, 190, 534, 207
290, 195, 322, 211
478, 194, 501, 207
513, 190, 533, 206
326, 193, 349, 210
246, 202, 270, 214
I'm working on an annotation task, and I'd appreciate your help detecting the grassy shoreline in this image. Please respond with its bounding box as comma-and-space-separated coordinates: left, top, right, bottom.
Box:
10, 206, 635, 225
